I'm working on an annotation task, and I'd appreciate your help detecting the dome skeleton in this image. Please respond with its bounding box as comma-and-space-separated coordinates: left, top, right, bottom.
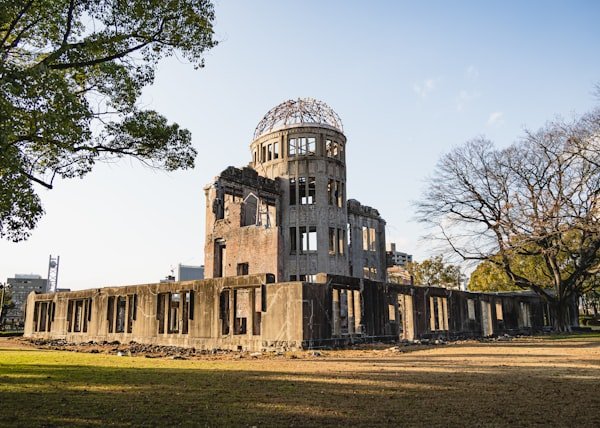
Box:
253, 98, 344, 140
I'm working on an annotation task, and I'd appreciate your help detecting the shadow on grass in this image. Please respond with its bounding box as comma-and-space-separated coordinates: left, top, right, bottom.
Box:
1, 351, 599, 427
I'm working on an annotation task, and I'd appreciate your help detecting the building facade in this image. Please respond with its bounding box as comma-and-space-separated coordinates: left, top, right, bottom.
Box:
386, 243, 413, 267
24, 98, 578, 350
6, 274, 48, 328
204, 98, 387, 283
25, 273, 571, 350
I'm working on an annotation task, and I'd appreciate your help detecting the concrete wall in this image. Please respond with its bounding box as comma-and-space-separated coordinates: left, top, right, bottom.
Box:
25, 274, 576, 351
204, 167, 282, 281
25, 274, 304, 352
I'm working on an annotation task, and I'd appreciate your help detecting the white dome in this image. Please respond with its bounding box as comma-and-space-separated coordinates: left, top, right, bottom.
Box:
254, 98, 343, 139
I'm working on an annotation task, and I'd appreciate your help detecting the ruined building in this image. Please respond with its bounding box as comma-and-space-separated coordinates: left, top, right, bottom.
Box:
24, 99, 578, 350
204, 98, 386, 283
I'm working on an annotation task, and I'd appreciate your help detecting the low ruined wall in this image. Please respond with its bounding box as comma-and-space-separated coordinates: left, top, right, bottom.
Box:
25, 274, 304, 352
25, 273, 576, 351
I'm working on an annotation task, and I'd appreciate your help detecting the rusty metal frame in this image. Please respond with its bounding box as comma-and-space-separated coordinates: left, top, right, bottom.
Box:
254, 98, 343, 139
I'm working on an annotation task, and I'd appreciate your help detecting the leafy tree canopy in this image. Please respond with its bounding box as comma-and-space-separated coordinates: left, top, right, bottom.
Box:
468, 256, 551, 292
1, 0, 217, 241
406, 256, 463, 289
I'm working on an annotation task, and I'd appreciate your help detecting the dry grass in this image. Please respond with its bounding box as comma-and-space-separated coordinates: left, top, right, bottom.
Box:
0, 335, 599, 427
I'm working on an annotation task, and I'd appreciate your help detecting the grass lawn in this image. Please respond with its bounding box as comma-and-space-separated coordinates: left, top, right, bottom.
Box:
0, 335, 599, 427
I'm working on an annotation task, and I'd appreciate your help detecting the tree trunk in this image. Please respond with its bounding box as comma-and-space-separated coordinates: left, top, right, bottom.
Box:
552, 298, 573, 333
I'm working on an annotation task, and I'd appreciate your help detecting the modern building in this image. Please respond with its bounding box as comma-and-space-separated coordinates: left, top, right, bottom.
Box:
23, 98, 578, 350
178, 264, 204, 281
386, 243, 413, 267
6, 274, 48, 327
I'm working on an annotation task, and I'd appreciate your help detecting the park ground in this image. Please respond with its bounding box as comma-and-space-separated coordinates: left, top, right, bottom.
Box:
0, 334, 599, 427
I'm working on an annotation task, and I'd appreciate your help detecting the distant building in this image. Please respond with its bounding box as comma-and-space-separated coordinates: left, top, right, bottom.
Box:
386, 243, 413, 267
387, 265, 412, 285
5, 274, 48, 327
178, 264, 204, 281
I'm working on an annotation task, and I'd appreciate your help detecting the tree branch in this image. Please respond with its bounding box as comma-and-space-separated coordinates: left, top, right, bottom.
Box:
0, 0, 34, 48
18, 169, 53, 189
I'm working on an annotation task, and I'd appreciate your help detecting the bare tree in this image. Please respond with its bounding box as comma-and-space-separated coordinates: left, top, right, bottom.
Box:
416, 108, 600, 331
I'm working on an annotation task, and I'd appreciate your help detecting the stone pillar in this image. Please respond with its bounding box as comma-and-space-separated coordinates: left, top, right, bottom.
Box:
429, 297, 436, 331
332, 288, 340, 336
402, 294, 415, 341
442, 297, 449, 331
437, 297, 444, 332
348, 289, 355, 334
353, 290, 361, 334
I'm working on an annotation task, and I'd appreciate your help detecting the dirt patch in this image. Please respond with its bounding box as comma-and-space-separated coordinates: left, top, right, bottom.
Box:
0, 336, 38, 350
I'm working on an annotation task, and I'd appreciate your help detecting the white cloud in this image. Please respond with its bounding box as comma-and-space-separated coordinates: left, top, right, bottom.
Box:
413, 78, 438, 98
456, 90, 480, 111
487, 111, 504, 126
466, 65, 479, 80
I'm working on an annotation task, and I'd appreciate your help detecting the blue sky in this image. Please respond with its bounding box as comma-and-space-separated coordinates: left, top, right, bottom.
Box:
1, 0, 599, 289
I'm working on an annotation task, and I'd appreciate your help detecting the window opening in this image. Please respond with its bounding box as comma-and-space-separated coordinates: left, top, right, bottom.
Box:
237, 262, 249, 276
127, 294, 135, 333
467, 299, 476, 320
73, 299, 84, 332
39, 302, 48, 332
156, 293, 166, 334
182, 291, 192, 334
328, 179, 334, 205
496, 301, 503, 321
289, 138, 297, 156
339, 289, 349, 334
253, 287, 262, 335
290, 227, 297, 254
107, 296, 115, 333
289, 178, 297, 205
369, 227, 376, 251
242, 193, 258, 226
298, 177, 307, 204
306, 137, 316, 154
300, 226, 317, 252
306, 177, 315, 204
543, 304, 552, 326
519, 302, 531, 327
338, 228, 345, 255
337, 181, 344, 207
168, 293, 180, 334
116, 296, 126, 333
329, 228, 336, 255
214, 240, 226, 278
389, 302, 396, 322
220, 289, 230, 335
326, 139, 338, 158
234, 289, 249, 335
